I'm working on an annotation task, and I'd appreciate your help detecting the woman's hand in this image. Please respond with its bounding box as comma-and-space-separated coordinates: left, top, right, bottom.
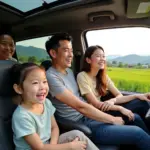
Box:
99, 99, 116, 111
106, 98, 116, 105
119, 107, 134, 121
112, 117, 125, 125
136, 93, 150, 101
100, 101, 113, 111
70, 137, 87, 150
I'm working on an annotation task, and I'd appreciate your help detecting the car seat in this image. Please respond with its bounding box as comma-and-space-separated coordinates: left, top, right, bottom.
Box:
0, 60, 18, 150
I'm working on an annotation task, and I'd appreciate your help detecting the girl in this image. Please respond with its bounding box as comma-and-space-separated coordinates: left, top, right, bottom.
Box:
77, 45, 150, 124
11, 62, 99, 150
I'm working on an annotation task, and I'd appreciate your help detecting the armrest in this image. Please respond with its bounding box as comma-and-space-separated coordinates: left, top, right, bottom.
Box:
56, 117, 92, 138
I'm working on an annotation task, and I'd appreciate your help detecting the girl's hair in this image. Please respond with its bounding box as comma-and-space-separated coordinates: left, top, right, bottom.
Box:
10, 62, 43, 98
81, 45, 107, 96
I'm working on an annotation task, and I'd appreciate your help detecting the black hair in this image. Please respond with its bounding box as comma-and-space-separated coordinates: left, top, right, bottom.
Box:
10, 62, 41, 98
45, 33, 73, 58
0, 31, 15, 42
40, 60, 52, 71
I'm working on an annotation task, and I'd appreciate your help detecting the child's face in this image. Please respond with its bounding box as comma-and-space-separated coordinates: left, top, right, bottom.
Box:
21, 68, 49, 104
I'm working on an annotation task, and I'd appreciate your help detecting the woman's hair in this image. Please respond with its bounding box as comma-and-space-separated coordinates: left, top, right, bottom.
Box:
81, 45, 107, 96
0, 31, 15, 42
10, 62, 43, 98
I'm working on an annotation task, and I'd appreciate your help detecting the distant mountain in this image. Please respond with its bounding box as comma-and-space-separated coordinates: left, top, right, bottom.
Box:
16, 45, 49, 60
106, 55, 121, 60
16, 45, 150, 65
109, 54, 150, 64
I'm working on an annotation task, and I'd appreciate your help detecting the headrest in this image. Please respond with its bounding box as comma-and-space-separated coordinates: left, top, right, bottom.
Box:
0, 60, 18, 96
41, 60, 52, 71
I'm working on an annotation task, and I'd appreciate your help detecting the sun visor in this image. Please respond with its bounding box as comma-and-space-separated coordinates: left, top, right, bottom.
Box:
127, 0, 150, 18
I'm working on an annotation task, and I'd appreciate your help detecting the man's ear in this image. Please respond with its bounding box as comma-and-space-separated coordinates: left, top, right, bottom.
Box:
13, 84, 23, 94
86, 57, 91, 64
49, 49, 57, 59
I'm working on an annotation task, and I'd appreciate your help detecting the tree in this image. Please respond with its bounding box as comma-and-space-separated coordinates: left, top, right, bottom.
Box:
46, 56, 50, 59
28, 56, 37, 63
112, 61, 117, 65
124, 63, 128, 68
40, 58, 46, 63
106, 61, 112, 67
137, 63, 141, 66
136, 63, 142, 69
118, 62, 123, 68
18, 56, 26, 63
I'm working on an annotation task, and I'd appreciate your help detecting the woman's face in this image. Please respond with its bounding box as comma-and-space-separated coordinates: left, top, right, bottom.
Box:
87, 48, 106, 70
0, 35, 15, 60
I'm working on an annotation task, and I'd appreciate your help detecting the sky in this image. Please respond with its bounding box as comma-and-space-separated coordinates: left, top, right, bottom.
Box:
86, 27, 150, 56
1, 0, 57, 12
17, 27, 150, 56
17, 36, 50, 49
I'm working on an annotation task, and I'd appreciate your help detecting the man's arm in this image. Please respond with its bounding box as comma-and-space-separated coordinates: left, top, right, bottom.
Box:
55, 89, 124, 125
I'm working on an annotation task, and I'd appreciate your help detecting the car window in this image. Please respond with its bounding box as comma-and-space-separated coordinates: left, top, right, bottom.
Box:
16, 36, 51, 65
86, 27, 150, 93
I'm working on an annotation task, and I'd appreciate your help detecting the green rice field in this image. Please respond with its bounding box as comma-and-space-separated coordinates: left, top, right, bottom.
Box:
107, 67, 150, 93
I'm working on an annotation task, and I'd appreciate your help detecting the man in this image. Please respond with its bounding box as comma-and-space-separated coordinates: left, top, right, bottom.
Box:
0, 32, 16, 60
46, 33, 150, 148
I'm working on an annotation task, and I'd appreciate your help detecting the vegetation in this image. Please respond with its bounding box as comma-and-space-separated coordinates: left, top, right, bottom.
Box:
16, 45, 150, 93
107, 67, 150, 93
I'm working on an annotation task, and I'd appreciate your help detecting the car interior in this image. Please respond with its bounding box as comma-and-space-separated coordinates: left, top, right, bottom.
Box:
0, 0, 150, 149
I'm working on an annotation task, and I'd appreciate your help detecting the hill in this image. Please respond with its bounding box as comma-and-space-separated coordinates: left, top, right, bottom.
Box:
16, 45, 49, 60
16, 45, 150, 65
109, 54, 150, 64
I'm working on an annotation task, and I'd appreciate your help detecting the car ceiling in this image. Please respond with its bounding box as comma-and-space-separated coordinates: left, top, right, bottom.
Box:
0, 0, 150, 41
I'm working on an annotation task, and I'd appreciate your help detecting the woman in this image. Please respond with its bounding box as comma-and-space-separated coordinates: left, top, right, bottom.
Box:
0, 32, 16, 60
77, 45, 149, 121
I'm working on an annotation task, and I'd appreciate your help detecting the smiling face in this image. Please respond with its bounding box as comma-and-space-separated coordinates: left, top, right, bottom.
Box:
0, 35, 15, 60
87, 48, 106, 70
52, 40, 73, 69
20, 68, 49, 104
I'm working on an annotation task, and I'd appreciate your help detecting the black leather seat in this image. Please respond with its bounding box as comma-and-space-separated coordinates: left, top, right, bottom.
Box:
0, 60, 18, 150
40, 60, 51, 71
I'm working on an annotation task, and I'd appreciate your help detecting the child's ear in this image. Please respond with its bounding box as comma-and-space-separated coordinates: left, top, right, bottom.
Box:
13, 84, 23, 94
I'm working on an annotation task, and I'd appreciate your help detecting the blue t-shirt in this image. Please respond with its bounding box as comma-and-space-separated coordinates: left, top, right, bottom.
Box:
12, 98, 55, 150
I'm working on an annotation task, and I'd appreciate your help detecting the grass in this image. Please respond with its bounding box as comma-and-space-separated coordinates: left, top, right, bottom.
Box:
107, 67, 150, 93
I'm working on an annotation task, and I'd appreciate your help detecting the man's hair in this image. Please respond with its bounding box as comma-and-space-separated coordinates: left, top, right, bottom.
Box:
45, 33, 73, 58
